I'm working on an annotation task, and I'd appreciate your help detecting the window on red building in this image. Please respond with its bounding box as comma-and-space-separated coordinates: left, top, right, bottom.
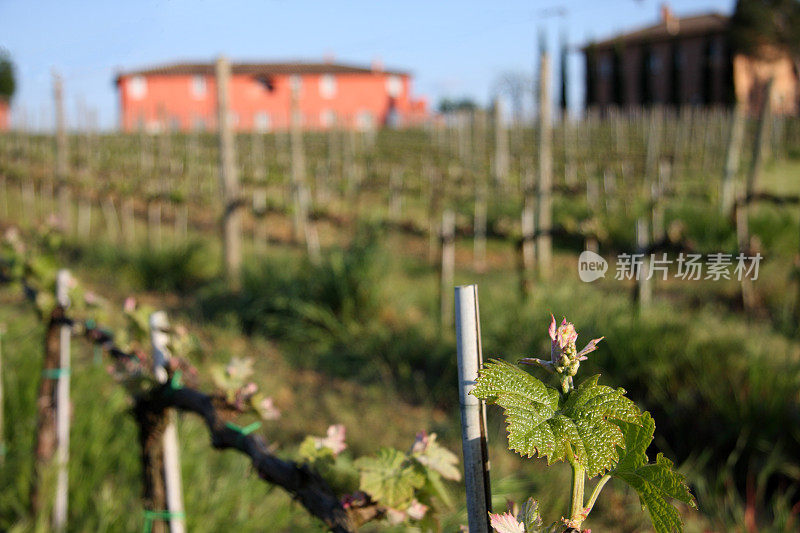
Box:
320, 74, 336, 99
191, 75, 207, 99
129, 76, 147, 100
386, 75, 402, 97
255, 76, 275, 92
290, 75, 302, 95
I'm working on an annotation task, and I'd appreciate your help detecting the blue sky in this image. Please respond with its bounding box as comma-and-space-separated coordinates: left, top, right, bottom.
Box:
0, 0, 734, 130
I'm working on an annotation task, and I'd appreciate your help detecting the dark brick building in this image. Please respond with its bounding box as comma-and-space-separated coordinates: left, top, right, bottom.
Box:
582, 6, 799, 115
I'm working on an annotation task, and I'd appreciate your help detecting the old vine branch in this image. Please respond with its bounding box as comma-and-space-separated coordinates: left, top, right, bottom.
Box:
137, 383, 384, 533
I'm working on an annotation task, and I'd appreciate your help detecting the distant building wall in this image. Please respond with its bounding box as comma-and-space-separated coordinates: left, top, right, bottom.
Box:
734, 51, 799, 116
117, 65, 427, 132
582, 10, 799, 115
587, 32, 732, 109
0, 100, 8, 130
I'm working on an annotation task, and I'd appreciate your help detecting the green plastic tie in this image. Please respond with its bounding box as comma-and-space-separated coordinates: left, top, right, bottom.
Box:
225, 421, 261, 444
42, 368, 70, 379
170, 370, 183, 390
142, 510, 185, 533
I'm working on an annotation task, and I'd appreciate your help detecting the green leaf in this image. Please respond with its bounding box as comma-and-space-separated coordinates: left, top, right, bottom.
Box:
611, 412, 697, 533
472, 360, 640, 477
355, 447, 425, 509
420, 469, 453, 508
518, 497, 544, 532
411, 433, 461, 482
298, 435, 335, 465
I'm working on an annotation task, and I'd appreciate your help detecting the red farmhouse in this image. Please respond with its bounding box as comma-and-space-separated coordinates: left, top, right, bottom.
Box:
0, 100, 9, 131
115, 60, 428, 132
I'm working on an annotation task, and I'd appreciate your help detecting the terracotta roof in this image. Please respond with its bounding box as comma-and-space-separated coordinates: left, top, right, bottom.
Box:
116, 61, 408, 80
583, 12, 729, 50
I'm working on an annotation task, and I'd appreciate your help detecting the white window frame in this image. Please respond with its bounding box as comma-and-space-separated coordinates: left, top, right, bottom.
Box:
129, 76, 147, 100
290, 74, 303, 94
319, 74, 336, 99
386, 75, 402, 97
191, 75, 207, 99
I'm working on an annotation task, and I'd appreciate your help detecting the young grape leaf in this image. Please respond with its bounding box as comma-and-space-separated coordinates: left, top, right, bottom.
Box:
298, 435, 336, 465
472, 359, 640, 477
489, 511, 525, 533
518, 497, 544, 531
411, 432, 461, 481
611, 412, 697, 533
355, 447, 425, 509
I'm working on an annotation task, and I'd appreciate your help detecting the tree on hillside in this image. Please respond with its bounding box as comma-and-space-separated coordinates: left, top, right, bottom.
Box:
0, 49, 15, 103
730, 0, 800, 72
437, 97, 479, 114
559, 33, 569, 115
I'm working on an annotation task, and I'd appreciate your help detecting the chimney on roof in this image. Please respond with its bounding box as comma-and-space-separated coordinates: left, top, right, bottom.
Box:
323, 51, 335, 64
660, 3, 679, 34
371, 57, 384, 73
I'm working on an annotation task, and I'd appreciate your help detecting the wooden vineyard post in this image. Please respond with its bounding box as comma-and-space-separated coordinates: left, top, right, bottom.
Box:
720, 103, 744, 216
253, 188, 268, 254
53, 71, 71, 234
473, 184, 487, 274
77, 196, 92, 240
736, 201, 755, 311
148, 199, 162, 250
737, 80, 773, 313
652, 160, 669, 243
563, 116, 578, 187
492, 97, 509, 190
603, 167, 618, 213
473, 110, 488, 273
289, 79, 308, 242
147, 311, 186, 533
122, 198, 136, 245
644, 109, 662, 198
216, 55, 242, 288
0, 323, 4, 465
585, 168, 600, 253
426, 163, 441, 264
521, 161, 536, 296
636, 218, 652, 309
0, 174, 7, 218
454, 285, 491, 533
745, 79, 774, 199
21, 178, 35, 228
173, 202, 188, 245
440, 209, 456, 326
101, 197, 121, 244
389, 166, 403, 222
536, 49, 553, 280
289, 77, 321, 263
53, 269, 72, 532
